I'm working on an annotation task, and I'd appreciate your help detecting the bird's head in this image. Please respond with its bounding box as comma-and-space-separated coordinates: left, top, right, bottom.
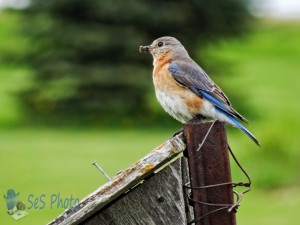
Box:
139, 36, 189, 61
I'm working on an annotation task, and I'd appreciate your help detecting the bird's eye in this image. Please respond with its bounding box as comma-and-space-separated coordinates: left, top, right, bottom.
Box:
157, 41, 164, 47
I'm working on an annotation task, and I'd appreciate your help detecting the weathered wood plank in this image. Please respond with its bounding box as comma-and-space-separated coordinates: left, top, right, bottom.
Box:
82, 158, 190, 225
47, 133, 185, 225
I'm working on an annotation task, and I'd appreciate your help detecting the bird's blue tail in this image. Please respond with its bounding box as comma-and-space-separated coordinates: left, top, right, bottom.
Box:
199, 90, 260, 146
227, 114, 260, 146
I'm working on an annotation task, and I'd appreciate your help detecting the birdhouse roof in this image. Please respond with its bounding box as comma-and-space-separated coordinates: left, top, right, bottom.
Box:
47, 133, 185, 225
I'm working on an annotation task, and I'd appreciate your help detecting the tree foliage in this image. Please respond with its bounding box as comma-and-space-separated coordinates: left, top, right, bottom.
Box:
19, 0, 251, 126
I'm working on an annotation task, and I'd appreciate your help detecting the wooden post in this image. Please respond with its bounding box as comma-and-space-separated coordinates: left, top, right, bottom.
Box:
184, 121, 236, 225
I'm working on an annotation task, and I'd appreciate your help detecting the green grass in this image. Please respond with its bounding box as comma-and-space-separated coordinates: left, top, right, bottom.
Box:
1, 11, 300, 224
237, 188, 300, 225
0, 128, 300, 224
0, 128, 172, 224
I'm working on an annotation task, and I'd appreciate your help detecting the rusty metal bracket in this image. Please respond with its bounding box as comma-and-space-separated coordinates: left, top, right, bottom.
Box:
184, 121, 251, 225
185, 144, 251, 224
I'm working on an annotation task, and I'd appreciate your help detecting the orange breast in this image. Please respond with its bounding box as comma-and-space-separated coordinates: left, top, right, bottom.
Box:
153, 62, 204, 115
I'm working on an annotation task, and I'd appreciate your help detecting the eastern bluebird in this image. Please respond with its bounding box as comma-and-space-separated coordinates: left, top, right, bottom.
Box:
140, 36, 260, 146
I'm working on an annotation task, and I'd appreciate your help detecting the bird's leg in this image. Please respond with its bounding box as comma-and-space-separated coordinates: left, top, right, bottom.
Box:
196, 120, 216, 151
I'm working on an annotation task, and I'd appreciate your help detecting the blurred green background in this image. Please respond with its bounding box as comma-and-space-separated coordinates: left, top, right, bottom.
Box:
0, 0, 300, 224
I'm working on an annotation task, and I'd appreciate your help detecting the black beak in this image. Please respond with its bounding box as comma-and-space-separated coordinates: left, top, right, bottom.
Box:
139, 45, 151, 53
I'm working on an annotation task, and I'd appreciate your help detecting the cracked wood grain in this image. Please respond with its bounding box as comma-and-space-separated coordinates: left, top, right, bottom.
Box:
47, 133, 185, 225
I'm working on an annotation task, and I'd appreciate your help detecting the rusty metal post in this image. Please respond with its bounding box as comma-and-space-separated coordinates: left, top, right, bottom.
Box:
184, 121, 236, 225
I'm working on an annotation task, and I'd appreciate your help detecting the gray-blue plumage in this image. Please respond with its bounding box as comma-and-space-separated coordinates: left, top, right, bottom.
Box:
168, 61, 248, 123
168, 61, 260, 146
140, 36, 260, 146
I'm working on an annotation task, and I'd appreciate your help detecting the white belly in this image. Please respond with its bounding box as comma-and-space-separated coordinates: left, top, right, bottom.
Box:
155, 90, 194, 123
155, 90, 234, 125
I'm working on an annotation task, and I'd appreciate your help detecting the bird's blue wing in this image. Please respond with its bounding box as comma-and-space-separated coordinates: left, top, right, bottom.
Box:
168, 60, 248, 123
